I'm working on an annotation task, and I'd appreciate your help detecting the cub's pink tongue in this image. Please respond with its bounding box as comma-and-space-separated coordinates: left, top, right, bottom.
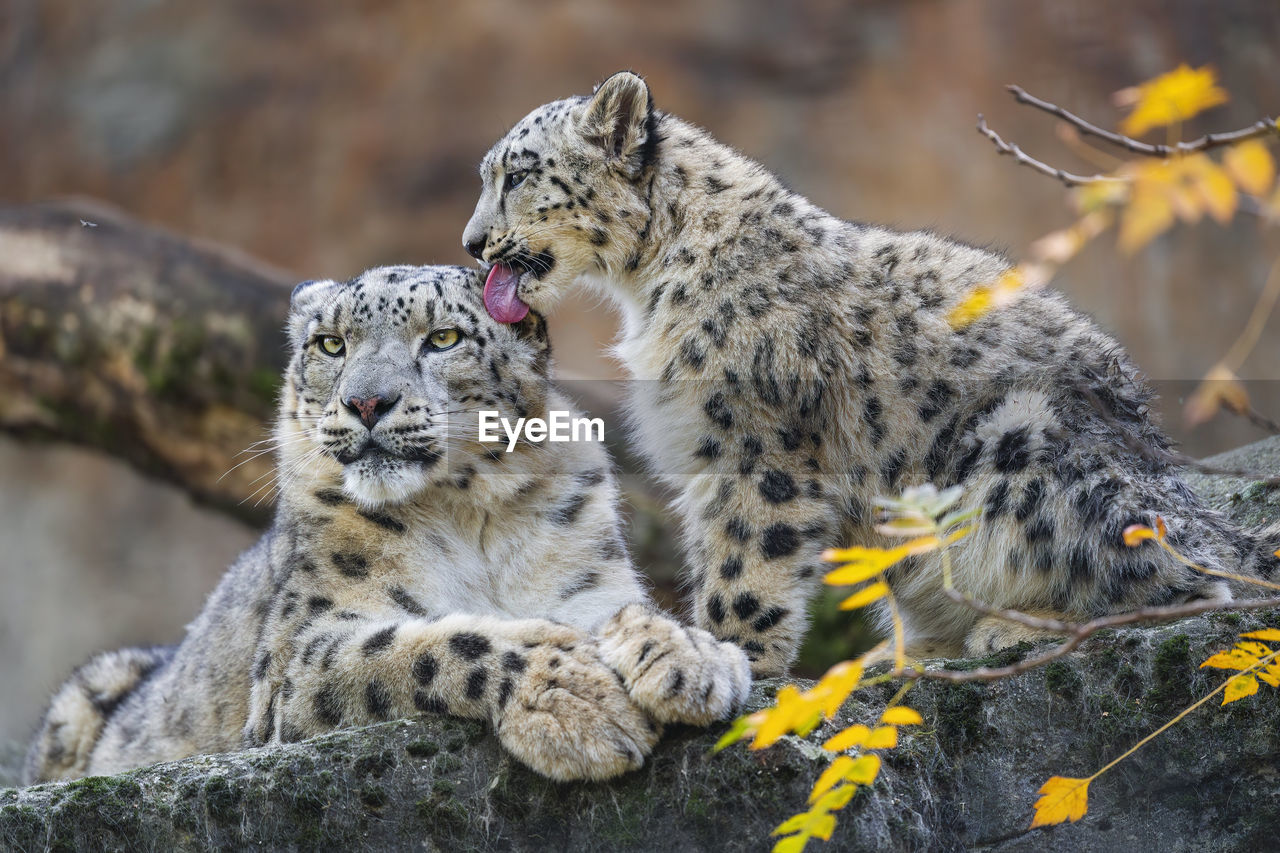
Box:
483, 263, 530, 324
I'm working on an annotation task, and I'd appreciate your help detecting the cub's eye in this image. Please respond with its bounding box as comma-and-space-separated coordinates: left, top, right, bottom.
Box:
319, 335, 345, 357
427, 329, 461, 351
504, 170, 529, 191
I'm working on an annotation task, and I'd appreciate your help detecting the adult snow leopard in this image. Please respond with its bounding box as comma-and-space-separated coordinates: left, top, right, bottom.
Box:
24, 264, 749, 785
462, 71, 1280, 676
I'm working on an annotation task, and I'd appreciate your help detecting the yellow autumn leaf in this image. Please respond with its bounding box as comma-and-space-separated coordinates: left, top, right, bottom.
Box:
864, 726, 899, 749
823, 724, 871, 753
839, 581, 890, 611
824, 557, 894, 587
1117, 64, 1229, 137
1030, 776, 1091, 828
845, 754, 882, 786
1224, 139, 1276, 195
1240, 628, 1280, 642
814, 660, 864, 717
809, 756, 856, 803
880, 706, 924, 726
948, 267, 1026, 328
1185, 363, 1250, 427
1235, 641, 1272, 658
807, 814, 837, 842
1118, 183, 1175, 252
772, 834, 807, 853
752, 685, 813, 749
1123, 525, 1158, 546
1186, 155, 1237, 223
1222, 673, 1259, 705
1259, 664, 1280, 689
823, 537, 939, 586
812, 783, 858, 814
772, 813, 811, 836
712, 714, 754, 752
1200, 648, 1261, 671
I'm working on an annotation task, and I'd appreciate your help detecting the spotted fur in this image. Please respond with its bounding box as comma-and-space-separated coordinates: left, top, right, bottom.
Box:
463, 72, 1280, 675
23, 264, 748, 785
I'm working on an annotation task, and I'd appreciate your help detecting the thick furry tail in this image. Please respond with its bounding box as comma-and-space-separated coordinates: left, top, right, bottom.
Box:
1244, 519, 1280, 583
22, 646, 172, 785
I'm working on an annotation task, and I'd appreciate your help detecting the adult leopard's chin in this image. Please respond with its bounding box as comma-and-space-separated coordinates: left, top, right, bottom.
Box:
340, 457, 431, 509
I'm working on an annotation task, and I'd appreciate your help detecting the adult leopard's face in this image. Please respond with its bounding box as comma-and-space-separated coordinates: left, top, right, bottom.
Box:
463, 72, 658, 322
281, 265, 550, 507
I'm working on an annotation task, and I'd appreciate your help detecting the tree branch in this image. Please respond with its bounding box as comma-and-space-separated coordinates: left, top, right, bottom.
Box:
903, 595, 1280, 683
1007, 85, 1280, 157
0, 199, 294, 525
975, 115, 1112, 187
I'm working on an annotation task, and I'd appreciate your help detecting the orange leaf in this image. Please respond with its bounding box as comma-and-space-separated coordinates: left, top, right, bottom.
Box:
1123, 525, 1157, 546
1117, 64, 1229, 136
1223, 673, 1259, 705
1224, 139, 1276, 195
1185, 364, 1250, 427
839, 582, 889, 611
1030, 776, 1091, 828
880, 706, 924, 726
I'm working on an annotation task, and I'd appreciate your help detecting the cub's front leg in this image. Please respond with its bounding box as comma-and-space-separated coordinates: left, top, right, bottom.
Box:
679, 458, 840, 678
250, 613, 659, 781
598, 603, 751, 726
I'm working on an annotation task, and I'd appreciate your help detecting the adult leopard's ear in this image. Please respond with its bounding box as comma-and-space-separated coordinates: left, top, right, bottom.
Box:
287, 278, 339, 342
289, 279, 339, 313
581, 71, 656, 178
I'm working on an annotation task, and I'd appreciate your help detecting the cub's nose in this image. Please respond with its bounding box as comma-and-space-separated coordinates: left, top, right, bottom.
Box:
463, 235, 487, 260
344, 394, 399, 429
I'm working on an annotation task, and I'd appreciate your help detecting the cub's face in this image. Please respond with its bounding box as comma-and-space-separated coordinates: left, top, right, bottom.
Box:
462, 72, 658, 323
281, 265, 550, 507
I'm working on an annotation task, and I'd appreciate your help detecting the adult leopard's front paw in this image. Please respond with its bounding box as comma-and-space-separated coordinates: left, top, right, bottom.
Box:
598, 604, 752, 727
493, 638, 660, 781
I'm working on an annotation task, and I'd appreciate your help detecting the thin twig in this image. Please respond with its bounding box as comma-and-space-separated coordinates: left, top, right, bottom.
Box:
1007, 85, 1280, 157
897, 594, 1280, 683
976, 115, 1112, 187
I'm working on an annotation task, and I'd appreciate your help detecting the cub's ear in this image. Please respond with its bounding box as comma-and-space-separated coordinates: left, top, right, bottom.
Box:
513, 310, 552, 376
581, 71, 656, 178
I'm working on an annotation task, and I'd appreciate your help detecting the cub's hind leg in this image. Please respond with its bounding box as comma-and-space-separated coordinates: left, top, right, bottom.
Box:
23, 646, 173, 785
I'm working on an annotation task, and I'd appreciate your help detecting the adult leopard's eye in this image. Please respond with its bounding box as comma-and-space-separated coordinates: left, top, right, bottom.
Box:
427, 329, 461, 351
504, 170, 528, 191
319, 335, 345, 357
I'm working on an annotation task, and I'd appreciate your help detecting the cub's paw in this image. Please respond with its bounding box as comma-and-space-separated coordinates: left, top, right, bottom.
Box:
963, 615, 1067, 657
493, 638, 660, 781
598, 604, 751, 727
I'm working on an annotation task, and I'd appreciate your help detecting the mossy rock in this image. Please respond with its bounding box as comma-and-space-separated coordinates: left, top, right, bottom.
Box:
2, 447, 1277, 850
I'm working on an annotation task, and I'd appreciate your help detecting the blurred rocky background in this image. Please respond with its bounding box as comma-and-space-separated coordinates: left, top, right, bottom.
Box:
1, 0, 1278, 750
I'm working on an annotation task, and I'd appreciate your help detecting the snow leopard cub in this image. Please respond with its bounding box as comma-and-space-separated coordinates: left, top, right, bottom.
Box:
462, 72, 1280, 676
